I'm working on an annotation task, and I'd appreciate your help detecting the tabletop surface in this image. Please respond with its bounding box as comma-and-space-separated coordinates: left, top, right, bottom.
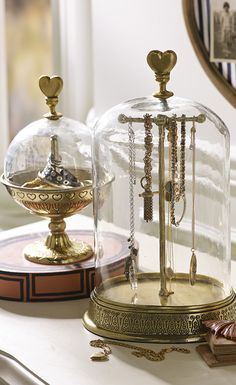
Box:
0, 215, 236, 385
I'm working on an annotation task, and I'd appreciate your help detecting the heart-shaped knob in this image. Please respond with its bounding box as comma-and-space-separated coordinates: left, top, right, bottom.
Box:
146, 49, 177, 99
147, 50, 177, 74
39, 75, 63, 120
39, 75, 63, 98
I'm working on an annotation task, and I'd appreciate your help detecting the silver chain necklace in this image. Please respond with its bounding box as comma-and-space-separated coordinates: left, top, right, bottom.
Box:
189, 120, 197, 285
124, 121, 138, 290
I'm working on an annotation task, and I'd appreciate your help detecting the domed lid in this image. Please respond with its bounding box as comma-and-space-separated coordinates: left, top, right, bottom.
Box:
95, 49, 227, 138
3, 76, 91, 189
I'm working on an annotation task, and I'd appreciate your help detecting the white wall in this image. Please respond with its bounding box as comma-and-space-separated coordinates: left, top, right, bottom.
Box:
58, 0, 93, 122
92, 0, 234, 132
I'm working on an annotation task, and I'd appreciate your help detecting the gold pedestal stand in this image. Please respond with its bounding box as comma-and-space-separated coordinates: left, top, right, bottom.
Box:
83, 273, 236, 343
24, 218, 93, 265
1, 173, 93, 265
1, 75, 94, 265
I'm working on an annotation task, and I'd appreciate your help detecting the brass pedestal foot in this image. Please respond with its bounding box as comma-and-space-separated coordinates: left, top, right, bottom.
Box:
24, 218, 93, 265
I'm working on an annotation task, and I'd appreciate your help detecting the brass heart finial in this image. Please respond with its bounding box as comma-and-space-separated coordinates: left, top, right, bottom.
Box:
39, 75, 63, 120
147, 50, 177, 99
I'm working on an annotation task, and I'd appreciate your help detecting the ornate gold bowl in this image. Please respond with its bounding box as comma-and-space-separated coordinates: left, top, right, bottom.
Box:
1, 170, 93, 265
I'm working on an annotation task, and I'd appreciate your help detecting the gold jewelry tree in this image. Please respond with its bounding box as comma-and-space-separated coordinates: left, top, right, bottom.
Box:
84, 50, 236, 342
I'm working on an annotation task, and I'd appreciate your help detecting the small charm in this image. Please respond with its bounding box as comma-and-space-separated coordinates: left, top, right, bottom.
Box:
165, 180, 173, 202
165, 266, 175, 280
38, 135, 82, 188
189, 249, 197, 286
90, 352, 109, 362
129, 254, 138, 290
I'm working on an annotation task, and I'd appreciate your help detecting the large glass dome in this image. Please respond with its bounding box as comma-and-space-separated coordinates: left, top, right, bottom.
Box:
84, 51, 236, 342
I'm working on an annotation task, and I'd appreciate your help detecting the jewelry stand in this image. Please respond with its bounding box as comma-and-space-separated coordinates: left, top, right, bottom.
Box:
1, 76, 94, 265
84, 50, 236, 342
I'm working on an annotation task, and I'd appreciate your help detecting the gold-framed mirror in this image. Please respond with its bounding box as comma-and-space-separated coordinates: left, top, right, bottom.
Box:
183, 0, 236, 108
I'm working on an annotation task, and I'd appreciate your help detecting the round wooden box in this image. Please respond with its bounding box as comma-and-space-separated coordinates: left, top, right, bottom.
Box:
0, 230, 128, 302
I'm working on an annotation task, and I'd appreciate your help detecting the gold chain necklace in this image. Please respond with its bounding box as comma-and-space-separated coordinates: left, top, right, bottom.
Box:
169, 115, 186, 227
90, 339, 190, 362
140, 113, 153, 222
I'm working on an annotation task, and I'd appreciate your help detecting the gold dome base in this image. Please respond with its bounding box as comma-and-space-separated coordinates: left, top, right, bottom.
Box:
24, 239, 93, 265
83, 273, 236, 343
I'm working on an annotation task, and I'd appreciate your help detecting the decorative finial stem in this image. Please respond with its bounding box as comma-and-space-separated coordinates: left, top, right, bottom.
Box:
39, 75, 63, 120
147, 50, 177, 99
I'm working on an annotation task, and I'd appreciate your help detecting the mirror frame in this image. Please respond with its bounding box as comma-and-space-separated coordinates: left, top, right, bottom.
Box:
182, 0, 236, 108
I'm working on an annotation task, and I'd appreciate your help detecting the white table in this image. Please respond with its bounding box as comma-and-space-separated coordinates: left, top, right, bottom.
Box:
0, 216, 236, 385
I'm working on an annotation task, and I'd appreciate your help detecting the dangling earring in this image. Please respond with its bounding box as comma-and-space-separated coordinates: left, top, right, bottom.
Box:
125, 121, 138, 290
189, 119, 197, 286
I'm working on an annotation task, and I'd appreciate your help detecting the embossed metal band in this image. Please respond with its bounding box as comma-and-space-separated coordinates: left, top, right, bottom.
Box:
84, 287, 236, 343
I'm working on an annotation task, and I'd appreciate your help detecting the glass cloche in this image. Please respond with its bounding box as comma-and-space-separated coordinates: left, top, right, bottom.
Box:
1, 76, 93, 265
83, 50, 236, 342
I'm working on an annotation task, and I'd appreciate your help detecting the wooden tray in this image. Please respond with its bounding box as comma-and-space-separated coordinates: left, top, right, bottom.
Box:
0, 230, 128, 302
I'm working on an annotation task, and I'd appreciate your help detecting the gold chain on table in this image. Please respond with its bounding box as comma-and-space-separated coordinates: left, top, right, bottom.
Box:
124, 121, 138, 290
90, 339, 190, 362
140, 113, 153, 222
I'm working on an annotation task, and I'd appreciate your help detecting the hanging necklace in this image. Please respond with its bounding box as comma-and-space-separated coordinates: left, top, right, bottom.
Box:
124, 121, 138, 290
166, 202, 175, 289
179, 115, 186, 199
140, 114, 153, 222
169, 116, 186, 227
189, 119, 197, 285
165, 126, 175, 285
170, 115, 178, 226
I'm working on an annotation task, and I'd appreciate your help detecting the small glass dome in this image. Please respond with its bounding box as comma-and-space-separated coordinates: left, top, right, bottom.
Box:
1, 75, 93, 266
4, 116, 91, 188
84, 50, 236, 342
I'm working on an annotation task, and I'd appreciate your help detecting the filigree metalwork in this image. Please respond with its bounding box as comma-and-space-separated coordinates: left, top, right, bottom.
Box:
85, 290, 236, 343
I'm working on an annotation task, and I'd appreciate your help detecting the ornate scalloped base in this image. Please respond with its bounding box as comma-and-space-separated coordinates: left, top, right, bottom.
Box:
24, 240, 93, 265
83, 274, 236, 343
